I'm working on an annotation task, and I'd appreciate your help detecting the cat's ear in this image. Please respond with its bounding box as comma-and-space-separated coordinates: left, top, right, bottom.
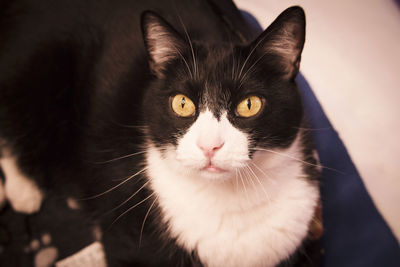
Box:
141, 11, 185, 77
251, 6, 305, 80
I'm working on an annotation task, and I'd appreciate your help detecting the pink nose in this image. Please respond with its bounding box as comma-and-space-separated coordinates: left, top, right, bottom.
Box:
197, 141, 224, 158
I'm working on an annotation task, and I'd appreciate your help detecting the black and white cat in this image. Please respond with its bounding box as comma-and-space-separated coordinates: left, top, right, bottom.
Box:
0, 0, 321, 266
140, 8, 321, 267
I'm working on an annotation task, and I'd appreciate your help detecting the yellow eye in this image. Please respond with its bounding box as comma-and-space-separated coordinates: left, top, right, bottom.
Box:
236, 96, 263, 117
171, 94, 196, 117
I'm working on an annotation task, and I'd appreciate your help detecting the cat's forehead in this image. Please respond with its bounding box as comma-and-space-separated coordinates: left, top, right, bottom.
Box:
191, 45, 243, 116
199, 82, 231, 119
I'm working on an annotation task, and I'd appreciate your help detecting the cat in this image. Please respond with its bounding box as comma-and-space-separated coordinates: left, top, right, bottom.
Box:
0, 0, 321, 266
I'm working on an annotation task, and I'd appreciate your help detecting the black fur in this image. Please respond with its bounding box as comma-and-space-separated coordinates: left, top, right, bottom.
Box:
0, 0, 320, 266
141, 7, 305, 152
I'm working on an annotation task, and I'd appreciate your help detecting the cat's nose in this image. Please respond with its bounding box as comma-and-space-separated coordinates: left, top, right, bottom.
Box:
197, 140, 224, 159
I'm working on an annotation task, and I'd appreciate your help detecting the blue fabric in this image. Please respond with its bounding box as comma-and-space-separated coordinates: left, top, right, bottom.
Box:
241, 10, 400, 267
297, 74, 400, 267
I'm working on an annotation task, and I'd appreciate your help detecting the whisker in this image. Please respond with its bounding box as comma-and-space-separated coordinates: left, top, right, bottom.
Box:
249, 162, 277, 185
253, 147, 318, 166
251, 148, 344, 174
103, 181, 150, 215
109, 192, 156, 229
238, 54, 266, 86
238, 33, 270, 79
234, 168, 239, 193
93, 151, 146, 164
238, 168, 250, 205
110, 120, 148, 131
171, 6, 194, 78
294, 127, 332, 132
139, 196, 158, 248
235, 49, 242, 81
177, 14, 198, 79
167, 32, 193, 78
246, 163, 271, 203
78, 167, 148, 200
230, 40, 236, 80
175, 48, 193, 78
243, 165, 258, 195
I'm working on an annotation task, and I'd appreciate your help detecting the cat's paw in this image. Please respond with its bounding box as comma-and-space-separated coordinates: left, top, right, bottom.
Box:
1, 156, 44, 214
6, 178, 43, 214
25, 233, 58, 267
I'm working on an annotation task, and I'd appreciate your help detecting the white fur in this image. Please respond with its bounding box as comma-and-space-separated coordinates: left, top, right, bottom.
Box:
0, 152, 43, 214
146, 111, 319, 267
175, 110, 249, 180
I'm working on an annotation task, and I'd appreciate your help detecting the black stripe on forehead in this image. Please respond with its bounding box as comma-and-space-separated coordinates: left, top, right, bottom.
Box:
200, 82, 231, 120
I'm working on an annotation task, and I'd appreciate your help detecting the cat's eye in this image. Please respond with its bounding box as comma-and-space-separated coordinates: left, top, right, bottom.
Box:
236, 96, 263, 117
171, 94, 196, 117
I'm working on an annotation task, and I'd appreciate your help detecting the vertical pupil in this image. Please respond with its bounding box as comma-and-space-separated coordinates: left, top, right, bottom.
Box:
181, 97, 186, 108
247, 98, 251, 110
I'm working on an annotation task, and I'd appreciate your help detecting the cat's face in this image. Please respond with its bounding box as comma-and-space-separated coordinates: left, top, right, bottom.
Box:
141, 8, 305, 180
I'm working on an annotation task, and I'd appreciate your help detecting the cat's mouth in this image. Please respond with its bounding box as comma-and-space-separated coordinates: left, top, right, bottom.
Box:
201, 161, 228, 173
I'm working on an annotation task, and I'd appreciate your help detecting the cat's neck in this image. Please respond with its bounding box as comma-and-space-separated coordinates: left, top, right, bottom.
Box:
145, 133, 319, 267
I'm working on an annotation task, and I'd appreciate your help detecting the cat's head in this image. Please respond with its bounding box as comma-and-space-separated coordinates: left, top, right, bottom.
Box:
141, 7, 305, 181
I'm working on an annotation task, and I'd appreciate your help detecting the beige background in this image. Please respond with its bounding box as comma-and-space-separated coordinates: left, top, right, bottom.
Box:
234, 0, 400, 241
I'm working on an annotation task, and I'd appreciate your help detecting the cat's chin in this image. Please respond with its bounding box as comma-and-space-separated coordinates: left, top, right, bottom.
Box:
196, 166, 235, 181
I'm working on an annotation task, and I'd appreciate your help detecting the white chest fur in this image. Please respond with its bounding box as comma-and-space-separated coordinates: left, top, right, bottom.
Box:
146, 138, 319, 267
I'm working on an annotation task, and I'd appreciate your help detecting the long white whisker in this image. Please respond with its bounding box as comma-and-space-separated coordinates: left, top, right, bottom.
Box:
249, 161, 277, 185
252, 148, 344, 174
238, 33, 270, 79
139, 196, 158, 248
238, 168, 250, 205
168, 37, 193, 78
246, 163, 271, 203
109, 192, 155, 228
230, 40, 236, 80
175, 48, 193, 78
235, 49, 242, 81
235, 168, 239, 193
239, 54, 266, 86
177, 15, 198, 79
103, 181, 150, 215
110, 120, 148, 130
295, 127, 332, 131
244, 165, 258, 195
78, 167, 148, 200
93, 151, 146, 164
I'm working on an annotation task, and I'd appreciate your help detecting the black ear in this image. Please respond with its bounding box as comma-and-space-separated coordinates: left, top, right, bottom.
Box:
250, 6, 306, 79
141, 11, 185, 77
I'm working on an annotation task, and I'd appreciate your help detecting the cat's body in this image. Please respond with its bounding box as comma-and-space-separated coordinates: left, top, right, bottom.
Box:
0, 0, 321, 266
